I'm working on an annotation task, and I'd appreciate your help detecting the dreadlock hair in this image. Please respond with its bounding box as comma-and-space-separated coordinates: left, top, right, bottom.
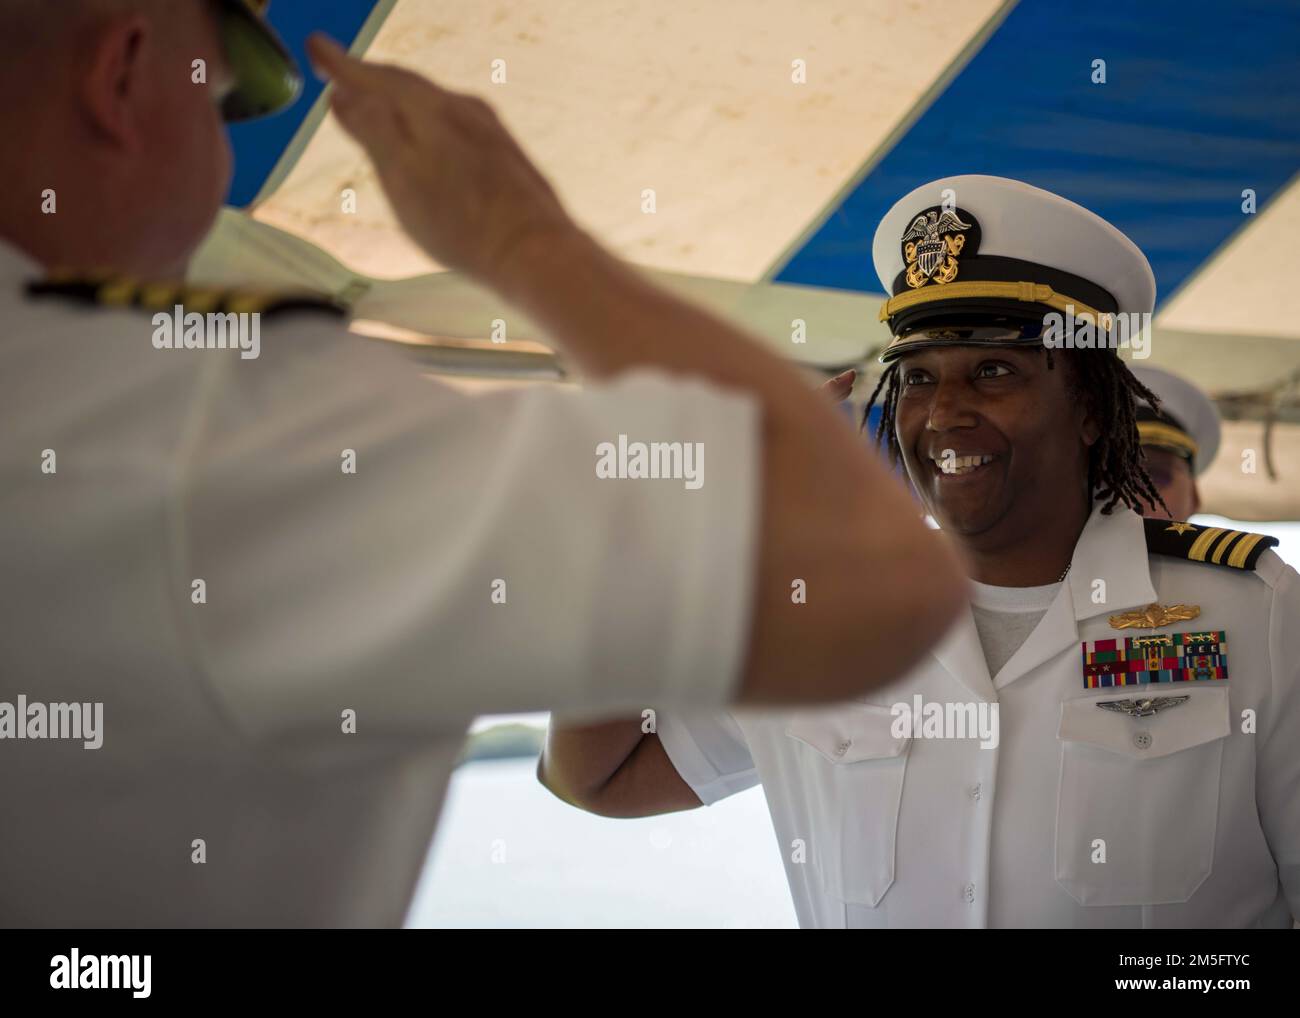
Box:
859, 347, 1170, 516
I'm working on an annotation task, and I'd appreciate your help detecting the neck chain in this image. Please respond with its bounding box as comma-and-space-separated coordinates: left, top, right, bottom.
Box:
1057, 563, 1072, 583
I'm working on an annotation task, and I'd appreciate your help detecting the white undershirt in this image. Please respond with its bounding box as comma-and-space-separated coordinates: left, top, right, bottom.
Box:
968, 579, 1062, 678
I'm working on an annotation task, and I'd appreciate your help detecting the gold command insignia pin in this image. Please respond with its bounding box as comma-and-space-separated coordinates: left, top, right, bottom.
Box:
1108, 602, 1202, 630
1165, 522, 1198, 535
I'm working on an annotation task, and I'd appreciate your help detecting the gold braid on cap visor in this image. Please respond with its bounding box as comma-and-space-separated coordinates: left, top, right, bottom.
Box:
878, 280, 1113, 330
1137, 421, 1198, 458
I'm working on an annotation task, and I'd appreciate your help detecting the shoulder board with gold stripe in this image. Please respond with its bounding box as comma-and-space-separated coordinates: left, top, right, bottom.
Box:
1144, 517, 1278, 571
27, 274, 346, 319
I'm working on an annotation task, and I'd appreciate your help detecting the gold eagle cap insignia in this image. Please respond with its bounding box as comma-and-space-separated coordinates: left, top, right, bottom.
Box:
901, 209, 971, 289
1108, 602, 1202, 630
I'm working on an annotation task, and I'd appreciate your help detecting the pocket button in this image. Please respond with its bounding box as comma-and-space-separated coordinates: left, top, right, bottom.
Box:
1133, 731, 1153, 751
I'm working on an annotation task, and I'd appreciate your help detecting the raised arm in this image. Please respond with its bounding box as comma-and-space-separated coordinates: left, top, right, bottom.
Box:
308, 36, 967, 710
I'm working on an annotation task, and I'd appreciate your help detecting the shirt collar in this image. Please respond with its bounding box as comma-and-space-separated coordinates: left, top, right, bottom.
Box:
1066, 503, 1157, 622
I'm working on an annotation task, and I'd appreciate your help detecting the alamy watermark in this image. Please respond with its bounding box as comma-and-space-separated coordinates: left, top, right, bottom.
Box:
595, 434, 704, 490
0, 696, 102, 749
1042, 306, 1151, 359
151, 306, 260, 360
50, 949, 150, 998
890, 694, 999, 749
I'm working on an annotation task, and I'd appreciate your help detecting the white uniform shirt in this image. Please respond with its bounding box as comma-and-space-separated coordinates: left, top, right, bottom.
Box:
0, 239, 760, 926
658, 505, 1300, 928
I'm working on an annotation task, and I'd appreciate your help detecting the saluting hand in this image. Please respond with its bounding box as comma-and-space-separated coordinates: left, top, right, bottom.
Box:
306, 34, 577, 284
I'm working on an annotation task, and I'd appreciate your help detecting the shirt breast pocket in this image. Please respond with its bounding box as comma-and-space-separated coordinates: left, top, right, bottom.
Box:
784, 703, 909, 907
1055, 686, 1229, 906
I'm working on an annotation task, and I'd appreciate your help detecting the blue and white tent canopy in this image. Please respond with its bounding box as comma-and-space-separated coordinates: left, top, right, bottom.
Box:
193, 0, 1300, 519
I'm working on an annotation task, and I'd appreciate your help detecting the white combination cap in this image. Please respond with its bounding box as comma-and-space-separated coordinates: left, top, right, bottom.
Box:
1129, 364, 1221, 475
873, 174, 1155, 362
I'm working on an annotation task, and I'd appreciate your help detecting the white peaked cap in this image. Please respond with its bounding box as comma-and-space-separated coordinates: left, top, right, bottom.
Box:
873, 175, 1156, 361
1129, 364, 1222, 475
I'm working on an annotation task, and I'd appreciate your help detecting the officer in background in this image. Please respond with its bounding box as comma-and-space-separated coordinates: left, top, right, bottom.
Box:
543, 175, 1300, 929
1129, 364, 1222, 522
0, 1, 962, 925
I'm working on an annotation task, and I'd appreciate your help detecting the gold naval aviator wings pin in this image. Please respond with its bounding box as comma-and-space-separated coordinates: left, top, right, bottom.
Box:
1108, 602, 1202, 630
1096, 695, 1190, 718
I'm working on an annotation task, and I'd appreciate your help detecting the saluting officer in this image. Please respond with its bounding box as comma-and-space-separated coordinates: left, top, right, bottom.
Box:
543, 175, 1300, 929
0, 2, 962, 926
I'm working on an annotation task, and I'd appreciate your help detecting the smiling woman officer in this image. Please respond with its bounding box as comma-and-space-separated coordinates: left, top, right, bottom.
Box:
541, 175, 1300, 929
